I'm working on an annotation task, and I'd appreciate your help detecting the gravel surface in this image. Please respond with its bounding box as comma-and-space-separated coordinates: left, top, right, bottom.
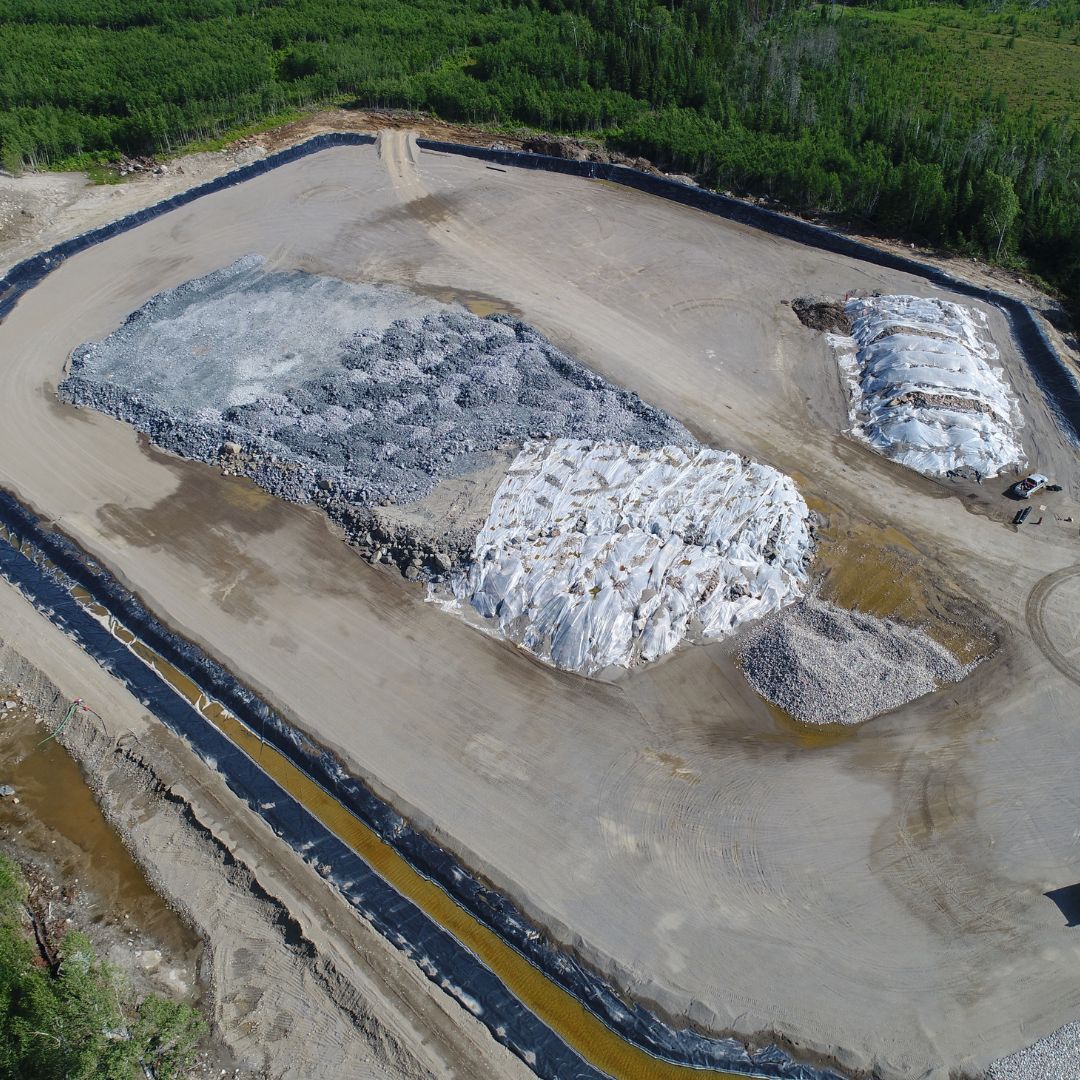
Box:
59, 255, 690, 511
988, 1020, 1080, 1080
740, 596, 975, 725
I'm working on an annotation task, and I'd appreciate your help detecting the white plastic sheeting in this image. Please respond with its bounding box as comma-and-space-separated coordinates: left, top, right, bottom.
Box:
831, 294, 1025, 477
453, 439, 811, 675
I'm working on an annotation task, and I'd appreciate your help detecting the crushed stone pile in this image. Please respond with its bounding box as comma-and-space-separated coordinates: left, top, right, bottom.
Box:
59, 256, 690, 510
59, 256, 818, 677
453, 439, 812, 674
988, 1021, 1080, 1080
740, 596, 975, 725
829, 294, 1025, 478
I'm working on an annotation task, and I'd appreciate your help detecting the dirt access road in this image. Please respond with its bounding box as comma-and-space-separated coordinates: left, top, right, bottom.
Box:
1, 128, 1079, 1078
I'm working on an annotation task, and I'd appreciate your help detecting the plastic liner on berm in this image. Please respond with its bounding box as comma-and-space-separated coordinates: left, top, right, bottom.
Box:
0, 491, 846, 1080
417, 138, 1080, 447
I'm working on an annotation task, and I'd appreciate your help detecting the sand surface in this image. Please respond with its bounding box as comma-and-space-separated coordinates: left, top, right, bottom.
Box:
1, 130, 1079, 1078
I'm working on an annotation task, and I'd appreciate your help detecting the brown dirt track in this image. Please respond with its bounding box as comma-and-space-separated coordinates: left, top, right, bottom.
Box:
1, 128, 1079, 1079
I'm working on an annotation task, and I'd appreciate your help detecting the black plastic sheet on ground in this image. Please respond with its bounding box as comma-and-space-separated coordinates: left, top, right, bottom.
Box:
0, 492, 847, 1080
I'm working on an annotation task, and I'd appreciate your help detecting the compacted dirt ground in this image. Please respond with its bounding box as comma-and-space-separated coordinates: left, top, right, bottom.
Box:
1, 124, 1079, 1079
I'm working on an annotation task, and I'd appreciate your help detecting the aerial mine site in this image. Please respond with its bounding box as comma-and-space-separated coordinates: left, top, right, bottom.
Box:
1, 118, 1079, 1080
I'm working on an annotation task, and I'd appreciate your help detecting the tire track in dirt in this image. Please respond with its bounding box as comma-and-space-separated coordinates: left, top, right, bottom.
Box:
1025, 565, 1080, 688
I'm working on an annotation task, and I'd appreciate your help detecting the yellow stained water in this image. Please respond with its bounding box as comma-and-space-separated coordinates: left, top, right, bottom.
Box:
0, 688, 201, 960
765, 700, 859, 748
71, 602, 749, 1079
411, 283, 519, 319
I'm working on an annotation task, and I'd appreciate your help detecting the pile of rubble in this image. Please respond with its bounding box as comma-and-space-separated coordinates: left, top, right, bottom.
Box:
791, 295, 852, 335
740, 596, 975, 725
60, 256, 690, 578
61, 256, 690, 507
509, 133, 695, 183
989, 1021, 1080, 1080
115, 155, 167, 178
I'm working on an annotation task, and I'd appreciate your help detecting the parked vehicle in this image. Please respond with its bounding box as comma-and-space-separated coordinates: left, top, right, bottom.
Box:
1012, 473, 1050, 499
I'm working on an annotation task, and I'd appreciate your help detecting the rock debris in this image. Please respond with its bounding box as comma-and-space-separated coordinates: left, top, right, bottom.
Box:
58, 255, 690, 576
60, 256, 689, 506
988, 1020, 1080, 1080
740, 596, 976, 725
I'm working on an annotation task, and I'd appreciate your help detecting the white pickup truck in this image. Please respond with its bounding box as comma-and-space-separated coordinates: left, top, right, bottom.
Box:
1012, 473, 1050, 499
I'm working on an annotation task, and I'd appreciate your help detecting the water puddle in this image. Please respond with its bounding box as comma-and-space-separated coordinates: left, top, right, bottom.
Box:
407, 281, 521, 318
0, 686, 202, 989
805, 495, 998, 665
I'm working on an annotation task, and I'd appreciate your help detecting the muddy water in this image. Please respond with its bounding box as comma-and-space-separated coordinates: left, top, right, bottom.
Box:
724, 487, 1002, 738
69, 594, 759, 1080
0, 688, 202, 976
805, 496, 1000, 665
407, 281, 521, 318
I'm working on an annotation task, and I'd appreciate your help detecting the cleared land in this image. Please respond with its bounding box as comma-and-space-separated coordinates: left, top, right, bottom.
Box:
0, 131, 1079, 1078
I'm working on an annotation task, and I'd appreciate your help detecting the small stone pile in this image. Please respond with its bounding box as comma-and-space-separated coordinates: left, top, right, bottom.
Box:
740, 596, 974, 725
988, 1020, 1080, 1080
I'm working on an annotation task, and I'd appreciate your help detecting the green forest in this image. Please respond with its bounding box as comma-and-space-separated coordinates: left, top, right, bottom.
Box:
0, 854, 205, 1079
1, 0, 1078, 314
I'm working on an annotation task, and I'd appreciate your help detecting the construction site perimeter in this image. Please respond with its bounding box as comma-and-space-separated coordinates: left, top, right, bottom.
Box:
1, 126, 1079, 1080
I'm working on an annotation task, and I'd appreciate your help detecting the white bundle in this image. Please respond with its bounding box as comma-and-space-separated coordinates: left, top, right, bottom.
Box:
453, 439, 811, 674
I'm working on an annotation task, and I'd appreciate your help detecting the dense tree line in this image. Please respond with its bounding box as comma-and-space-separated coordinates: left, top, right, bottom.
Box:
0, 0, 1077, 315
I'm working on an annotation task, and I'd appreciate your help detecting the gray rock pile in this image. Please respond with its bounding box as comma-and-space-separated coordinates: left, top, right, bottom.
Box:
740, 596, 974, 725
988, 1021, 1080, 1080
58, 256, 691, 577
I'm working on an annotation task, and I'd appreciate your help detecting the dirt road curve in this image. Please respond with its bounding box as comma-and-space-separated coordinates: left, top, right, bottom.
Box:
1, 129, 1079, 1079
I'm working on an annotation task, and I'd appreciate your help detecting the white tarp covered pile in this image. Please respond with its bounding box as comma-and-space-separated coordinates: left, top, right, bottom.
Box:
453, 439, 811, 674
831, 294, 1025, 477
